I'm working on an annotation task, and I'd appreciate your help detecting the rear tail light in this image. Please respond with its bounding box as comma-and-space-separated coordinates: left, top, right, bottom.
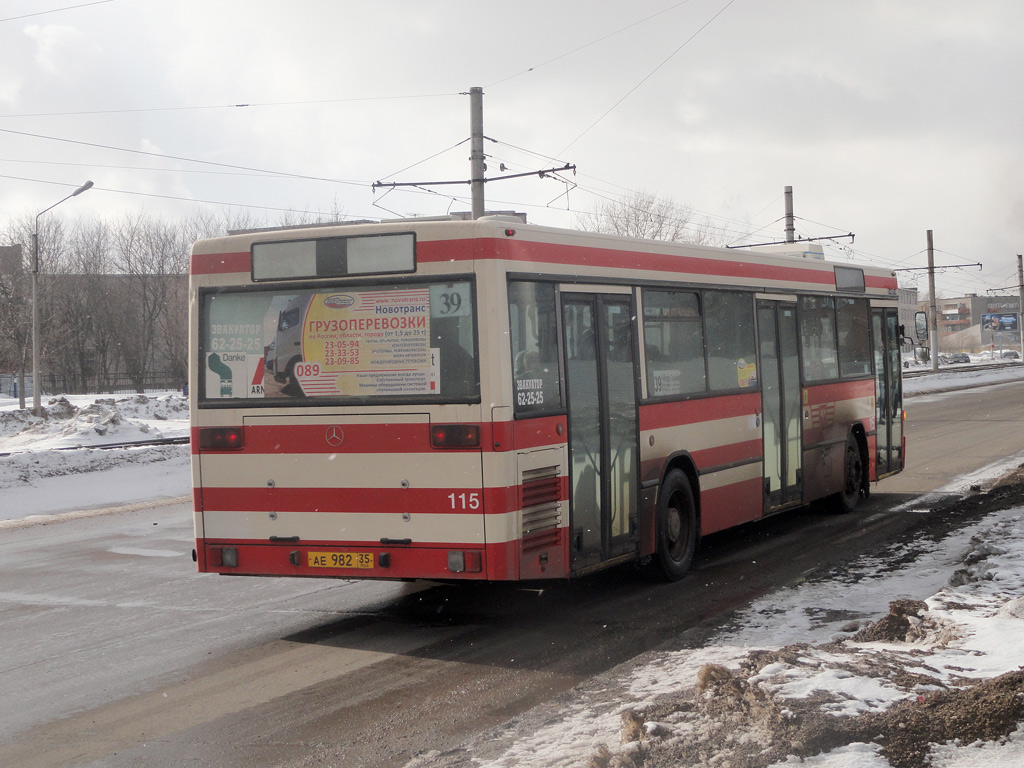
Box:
199, 427, 244, 451
207, 546, 238, 567
430, 424, 480, 448
448, 550, 482, 573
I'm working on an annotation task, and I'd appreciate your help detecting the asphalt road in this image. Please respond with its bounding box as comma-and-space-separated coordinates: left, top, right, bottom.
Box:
2, 379, 1024, 767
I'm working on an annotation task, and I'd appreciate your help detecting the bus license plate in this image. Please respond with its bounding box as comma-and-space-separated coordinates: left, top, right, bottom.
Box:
307, 552, 374, 569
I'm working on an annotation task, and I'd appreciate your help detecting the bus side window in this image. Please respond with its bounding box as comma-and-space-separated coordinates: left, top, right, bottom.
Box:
432, 315, 477, 397
798, 296, 840, 381
642, 289, 705, 397
508, 281, 562, 414
704, 290, 757, 391
836, 297, 871, 377
428, 281, 479, 398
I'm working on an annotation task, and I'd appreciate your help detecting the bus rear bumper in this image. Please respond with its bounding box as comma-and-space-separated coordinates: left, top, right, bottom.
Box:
195, 539, 510, 581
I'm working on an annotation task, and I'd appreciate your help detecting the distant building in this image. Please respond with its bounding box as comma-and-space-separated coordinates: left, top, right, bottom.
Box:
0, 244, 22, 273
918, 293, 1021, 353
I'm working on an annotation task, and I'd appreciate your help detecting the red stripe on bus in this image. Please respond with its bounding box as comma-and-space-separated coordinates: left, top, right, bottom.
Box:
420, 239, 856, 287
639, 437, 763, 482
191, 251, 250, 275
700, 475, 765, 535
691, 439, 764, 469
639, 393, 761, 431
194, 423, 508, 454
246, 423, 432, 453
201, 485, 515, 515
802, 379, 875, 405
513, 415, 568, 450
867, 275, 897, 290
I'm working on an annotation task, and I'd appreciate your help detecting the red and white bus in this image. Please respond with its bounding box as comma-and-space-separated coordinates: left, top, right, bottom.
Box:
189, 218, 904, 582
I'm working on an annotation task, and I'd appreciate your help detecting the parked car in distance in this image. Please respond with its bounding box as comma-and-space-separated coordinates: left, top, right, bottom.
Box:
947, 353, 971, 364
998, 350, 1020, 359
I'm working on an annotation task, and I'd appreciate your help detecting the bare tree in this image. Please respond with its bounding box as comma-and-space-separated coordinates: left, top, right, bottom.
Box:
0, 243, 30, 406
2, 209, 196, 397
44, 219, 119, 392
576, 190, 725, 245
110, 213, 189, 392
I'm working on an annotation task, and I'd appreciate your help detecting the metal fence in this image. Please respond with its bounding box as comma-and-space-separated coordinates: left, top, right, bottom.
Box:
0, 372, 186, 398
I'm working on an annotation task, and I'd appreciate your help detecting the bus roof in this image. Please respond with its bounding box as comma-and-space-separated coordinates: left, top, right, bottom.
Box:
190, 217, 898, 297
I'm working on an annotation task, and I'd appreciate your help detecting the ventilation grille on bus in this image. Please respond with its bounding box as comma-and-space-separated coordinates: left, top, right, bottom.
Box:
521, 465, 562, 550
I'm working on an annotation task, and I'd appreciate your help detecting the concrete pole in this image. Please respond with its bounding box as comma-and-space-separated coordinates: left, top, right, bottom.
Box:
1018, 254, 1023, 357
469, 87, 485, 220
30, 180, 93, 415
31, 231, 40, 415
784, 185, 795, 243
927, 230, 939, 372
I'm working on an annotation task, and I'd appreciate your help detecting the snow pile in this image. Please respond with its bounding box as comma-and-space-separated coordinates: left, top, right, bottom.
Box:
0, 393, 190, 521
0, 393, 188, 451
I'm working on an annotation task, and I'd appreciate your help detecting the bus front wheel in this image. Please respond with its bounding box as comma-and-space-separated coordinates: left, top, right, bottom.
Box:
651, 469, 697, 581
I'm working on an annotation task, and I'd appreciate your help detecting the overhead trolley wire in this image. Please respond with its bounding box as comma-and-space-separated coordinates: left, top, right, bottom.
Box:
0, 171, 375, 219
0, 92, 459, 120
484, 0, 699, 88
0, 0, 114, 24
558, 0, 738, 154
0, 126, 370, 187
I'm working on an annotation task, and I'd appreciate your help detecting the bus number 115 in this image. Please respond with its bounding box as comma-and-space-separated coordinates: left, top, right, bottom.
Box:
448, 492, 481, 510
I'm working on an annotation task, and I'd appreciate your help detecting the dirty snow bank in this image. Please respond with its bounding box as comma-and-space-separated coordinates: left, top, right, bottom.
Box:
410, 494, 1024, 768
0, 393, 188, 449
0, 393, 190, 519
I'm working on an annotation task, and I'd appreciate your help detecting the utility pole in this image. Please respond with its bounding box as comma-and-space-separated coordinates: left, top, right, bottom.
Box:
784, 185, 795, 243
1018, 254, 1023, 358
927, 230, 939, 372
469, 86, 485, 220
373, 87, 573, 213
32, 180, 93, 415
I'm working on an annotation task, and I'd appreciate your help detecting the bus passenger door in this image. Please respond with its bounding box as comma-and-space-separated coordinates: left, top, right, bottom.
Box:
872, 307, 904, 476
561, 292, 639, 571
757, 300, 802, 511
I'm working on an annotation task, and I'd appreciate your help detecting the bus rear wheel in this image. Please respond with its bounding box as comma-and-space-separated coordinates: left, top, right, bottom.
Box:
832, 432, 865, 513
651, 469, 697, 581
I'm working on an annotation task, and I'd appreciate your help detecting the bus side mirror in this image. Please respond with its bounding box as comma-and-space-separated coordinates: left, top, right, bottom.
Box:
914, 311, 929, 344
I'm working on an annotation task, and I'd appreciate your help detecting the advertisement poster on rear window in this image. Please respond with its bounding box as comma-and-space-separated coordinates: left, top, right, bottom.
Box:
203, 286, 447, 399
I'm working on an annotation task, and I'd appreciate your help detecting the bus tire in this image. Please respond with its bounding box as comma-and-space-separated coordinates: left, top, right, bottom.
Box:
832, 432, 865, 513
652, 469, 697, 581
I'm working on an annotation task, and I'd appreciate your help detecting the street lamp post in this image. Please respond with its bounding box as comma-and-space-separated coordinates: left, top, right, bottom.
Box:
31, 180, 94, 416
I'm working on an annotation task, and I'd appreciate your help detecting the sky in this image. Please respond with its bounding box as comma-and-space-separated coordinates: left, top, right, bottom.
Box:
2, 1, 1023, 301
3, 375, 1024, 766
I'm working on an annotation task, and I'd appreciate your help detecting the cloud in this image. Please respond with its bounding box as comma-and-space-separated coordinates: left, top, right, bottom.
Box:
24, 23, 101, 78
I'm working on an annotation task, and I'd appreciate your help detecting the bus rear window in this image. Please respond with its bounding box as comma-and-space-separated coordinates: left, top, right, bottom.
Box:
200, 281, 478, 403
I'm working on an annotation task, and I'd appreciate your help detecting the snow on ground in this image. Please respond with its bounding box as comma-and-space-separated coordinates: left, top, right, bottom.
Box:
0, 391, 190, 523
422, 496, 1024, 768
902, 361, 1024, 396
3, 368, 1024, 768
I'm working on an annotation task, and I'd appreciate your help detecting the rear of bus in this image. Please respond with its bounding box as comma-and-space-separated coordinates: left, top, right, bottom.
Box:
190, 223, 504, 581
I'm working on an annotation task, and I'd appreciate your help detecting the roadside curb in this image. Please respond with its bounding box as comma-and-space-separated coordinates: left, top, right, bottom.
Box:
0, 495, 190, 532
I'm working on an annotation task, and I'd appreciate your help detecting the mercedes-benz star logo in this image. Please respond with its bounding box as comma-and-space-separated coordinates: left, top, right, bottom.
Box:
325, 425, 344, 447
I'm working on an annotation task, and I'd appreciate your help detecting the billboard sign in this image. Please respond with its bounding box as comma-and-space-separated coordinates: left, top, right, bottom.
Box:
982, 313, 1019, 332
